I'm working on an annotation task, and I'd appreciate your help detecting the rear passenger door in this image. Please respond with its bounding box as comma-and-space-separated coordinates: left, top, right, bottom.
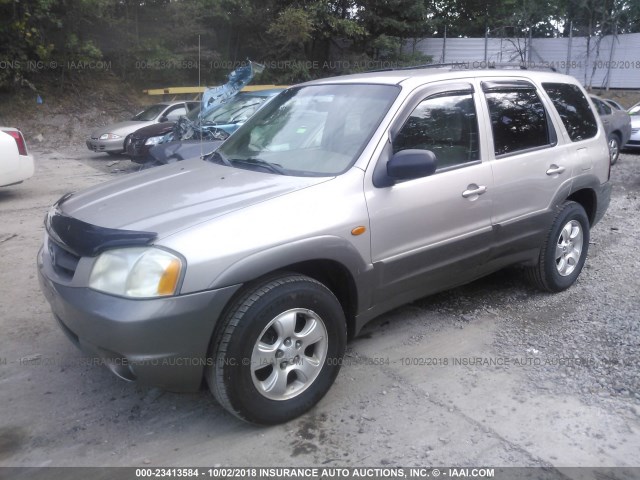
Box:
479, 79, 574, 256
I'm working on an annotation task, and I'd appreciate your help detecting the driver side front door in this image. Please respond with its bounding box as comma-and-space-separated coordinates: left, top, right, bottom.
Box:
365, 83, 494, 308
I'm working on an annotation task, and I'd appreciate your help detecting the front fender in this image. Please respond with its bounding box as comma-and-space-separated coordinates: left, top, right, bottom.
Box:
209, 235, 375, 313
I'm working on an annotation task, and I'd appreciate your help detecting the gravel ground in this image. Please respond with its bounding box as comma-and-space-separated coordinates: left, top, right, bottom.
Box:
0, 146, 638, 475
493, 154, 640, 408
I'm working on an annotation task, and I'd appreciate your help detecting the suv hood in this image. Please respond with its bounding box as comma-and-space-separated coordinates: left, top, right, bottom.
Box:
57, 159, 331, 239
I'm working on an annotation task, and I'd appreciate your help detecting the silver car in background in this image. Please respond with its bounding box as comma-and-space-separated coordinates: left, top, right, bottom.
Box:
590, 95, 631, 164
86, 101, 198, 155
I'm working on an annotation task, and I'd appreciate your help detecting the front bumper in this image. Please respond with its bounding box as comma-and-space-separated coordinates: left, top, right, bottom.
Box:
125, 136, 153, 163
86, 137, 124, 153
38, 248, 240, 391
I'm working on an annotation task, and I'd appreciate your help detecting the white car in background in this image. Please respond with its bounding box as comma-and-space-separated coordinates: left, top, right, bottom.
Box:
0, 127, 34, 187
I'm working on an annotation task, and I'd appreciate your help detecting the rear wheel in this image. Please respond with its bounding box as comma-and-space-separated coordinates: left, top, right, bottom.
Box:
525, 201, 590, 292
207, 274, 347, 424
608, 133, 621, 165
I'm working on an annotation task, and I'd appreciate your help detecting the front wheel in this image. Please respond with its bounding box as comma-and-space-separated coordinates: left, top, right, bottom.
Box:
525, 201, 590, 292
207, 274, 347, 424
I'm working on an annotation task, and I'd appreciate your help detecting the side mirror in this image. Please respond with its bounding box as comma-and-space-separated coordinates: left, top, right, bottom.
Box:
387, 149, 437, 180
159, 116, 168, 123
373, 148, 438, 188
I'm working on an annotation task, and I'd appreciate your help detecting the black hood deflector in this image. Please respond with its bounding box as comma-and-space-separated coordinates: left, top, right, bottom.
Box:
46, 209, 157, 257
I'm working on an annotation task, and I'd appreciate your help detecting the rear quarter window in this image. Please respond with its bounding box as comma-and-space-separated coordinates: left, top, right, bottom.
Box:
542, 83, 598, 142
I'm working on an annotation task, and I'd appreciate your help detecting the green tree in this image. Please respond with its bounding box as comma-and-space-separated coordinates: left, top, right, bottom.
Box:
358, 0, 430, 58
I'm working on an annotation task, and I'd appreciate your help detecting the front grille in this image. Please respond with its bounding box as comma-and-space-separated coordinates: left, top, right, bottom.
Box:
48, 239, 80, 279
126, 136, 146, 155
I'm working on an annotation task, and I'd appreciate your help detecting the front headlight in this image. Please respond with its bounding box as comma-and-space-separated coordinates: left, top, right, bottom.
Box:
89, 247, 183, 298
145, 135, 163, 146
99, 133, 122, 140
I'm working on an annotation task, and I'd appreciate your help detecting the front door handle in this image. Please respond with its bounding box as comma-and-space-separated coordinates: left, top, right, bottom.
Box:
546, 165, 566, 175
462, 184, 487, 199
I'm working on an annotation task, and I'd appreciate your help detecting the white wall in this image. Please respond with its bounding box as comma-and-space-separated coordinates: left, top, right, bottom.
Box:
406, 33, 640, 89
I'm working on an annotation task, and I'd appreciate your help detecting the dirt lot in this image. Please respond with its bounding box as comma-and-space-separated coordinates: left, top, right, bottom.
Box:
0, 144, 639, 473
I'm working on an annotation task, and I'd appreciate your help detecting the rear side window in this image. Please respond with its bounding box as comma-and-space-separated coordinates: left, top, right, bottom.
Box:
165, 106, 187, 120
591, 97, 612, 116
484, 89, 551, 156
394, 92, 480, 170
543, 83, 598, 142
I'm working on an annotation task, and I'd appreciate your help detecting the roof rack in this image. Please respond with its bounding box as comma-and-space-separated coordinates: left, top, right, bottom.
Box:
485, 62, 558, 72
369, 63, 460, 73
370, 62, 557, 73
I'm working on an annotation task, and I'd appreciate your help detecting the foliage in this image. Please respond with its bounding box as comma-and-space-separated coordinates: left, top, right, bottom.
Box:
0, 0, 638, 91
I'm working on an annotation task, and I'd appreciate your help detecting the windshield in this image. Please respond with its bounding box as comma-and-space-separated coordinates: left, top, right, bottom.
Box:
201, 94, 272, 125
132, 104, 166, 121
186, 105, 202, 121
216, 84, 398, 176
181, 95, 269, 126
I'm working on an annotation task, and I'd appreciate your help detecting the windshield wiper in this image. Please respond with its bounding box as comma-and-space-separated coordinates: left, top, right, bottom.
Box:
208, 150, 233, 167
230, 158, 286, 175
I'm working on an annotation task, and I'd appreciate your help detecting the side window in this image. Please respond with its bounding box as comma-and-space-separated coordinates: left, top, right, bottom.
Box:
602, 102, 612, 115
484, 89, 552, 156
165, 105, 187, 121
393, 92, 479, 170
542, 82, 598, 142
592, 98, 612, 116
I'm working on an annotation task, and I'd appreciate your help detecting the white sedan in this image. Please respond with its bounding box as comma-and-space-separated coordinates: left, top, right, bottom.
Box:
0, 127, 34, 187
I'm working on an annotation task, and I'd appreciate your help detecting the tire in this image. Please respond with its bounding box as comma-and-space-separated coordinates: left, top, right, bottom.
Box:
206, 274, 347, 424
525, 201, 590, 292
140, 160, 162, 170
608, 133, 620, 165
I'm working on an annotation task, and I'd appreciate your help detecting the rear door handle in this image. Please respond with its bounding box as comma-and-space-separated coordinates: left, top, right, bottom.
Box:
546, 165, 565, 175
462, 184, 487, 198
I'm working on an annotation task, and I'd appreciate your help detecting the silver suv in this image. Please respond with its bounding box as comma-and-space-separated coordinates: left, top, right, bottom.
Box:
38, 68, 611, 424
